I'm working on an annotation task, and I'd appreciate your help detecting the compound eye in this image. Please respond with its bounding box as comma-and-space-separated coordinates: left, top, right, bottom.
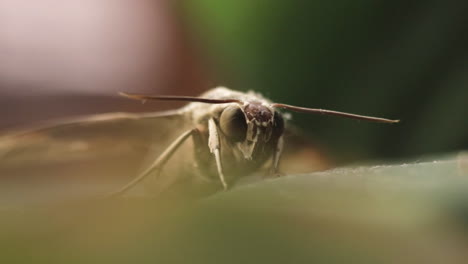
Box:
219, 106, 247, 142
272, 111, 285, 139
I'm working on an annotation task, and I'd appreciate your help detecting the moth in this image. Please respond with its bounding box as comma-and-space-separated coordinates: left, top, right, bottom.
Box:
0, 87, 398, 200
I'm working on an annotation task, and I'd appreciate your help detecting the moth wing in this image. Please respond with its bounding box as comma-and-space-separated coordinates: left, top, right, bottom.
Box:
279, 125, 331, 174
0, 110, 192, 204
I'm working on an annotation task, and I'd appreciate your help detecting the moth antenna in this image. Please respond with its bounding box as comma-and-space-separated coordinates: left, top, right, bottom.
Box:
119, 92, 243, 105
272, 103, 399, 123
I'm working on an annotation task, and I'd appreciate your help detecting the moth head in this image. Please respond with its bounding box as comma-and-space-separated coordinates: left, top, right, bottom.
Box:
219, 102, 285, 159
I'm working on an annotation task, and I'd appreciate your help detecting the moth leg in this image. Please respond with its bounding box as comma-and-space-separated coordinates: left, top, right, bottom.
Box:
208, 118, 228, 190
269, 135, 284, 176
107, 128, 196, 197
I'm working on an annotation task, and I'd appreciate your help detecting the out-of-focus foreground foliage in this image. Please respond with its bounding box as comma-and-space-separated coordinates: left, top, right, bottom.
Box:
182, 0, 468, 162
1, 153, 468, 263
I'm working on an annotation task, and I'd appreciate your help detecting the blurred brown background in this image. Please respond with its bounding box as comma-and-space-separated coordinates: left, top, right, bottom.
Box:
0, 0, 210, 129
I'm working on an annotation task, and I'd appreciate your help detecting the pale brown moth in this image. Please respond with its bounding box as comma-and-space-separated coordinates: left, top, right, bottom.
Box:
0, 87, 398, 200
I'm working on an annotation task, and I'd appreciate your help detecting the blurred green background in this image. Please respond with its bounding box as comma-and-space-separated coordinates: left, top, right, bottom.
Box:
181, 0, 468, 162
